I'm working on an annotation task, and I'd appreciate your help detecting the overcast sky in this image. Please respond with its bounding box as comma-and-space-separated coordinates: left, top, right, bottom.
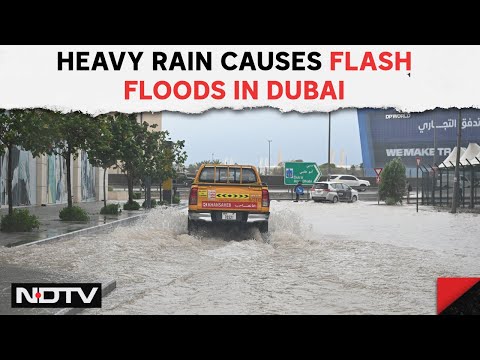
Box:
162, 108, 361, 167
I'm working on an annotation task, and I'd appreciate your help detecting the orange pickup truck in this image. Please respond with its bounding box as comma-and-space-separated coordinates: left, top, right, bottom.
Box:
188, 164, 270, 234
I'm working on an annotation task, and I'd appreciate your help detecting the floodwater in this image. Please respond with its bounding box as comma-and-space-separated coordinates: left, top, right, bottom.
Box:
1, 201, 479, 314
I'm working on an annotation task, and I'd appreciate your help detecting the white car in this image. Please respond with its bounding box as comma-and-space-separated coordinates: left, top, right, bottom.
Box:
310, 182, 359, 203
329, 175, 370, 192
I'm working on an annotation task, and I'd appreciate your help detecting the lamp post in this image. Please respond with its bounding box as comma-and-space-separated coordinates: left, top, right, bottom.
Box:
267, 140, 272, 176
433, 120, 437, 166
451, 109, 462, 214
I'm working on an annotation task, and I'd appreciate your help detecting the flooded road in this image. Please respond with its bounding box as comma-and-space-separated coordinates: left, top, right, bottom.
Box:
1, 201, 479, 314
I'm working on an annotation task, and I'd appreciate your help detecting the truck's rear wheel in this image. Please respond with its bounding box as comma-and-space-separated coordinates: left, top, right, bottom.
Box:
257, 222, 269, 233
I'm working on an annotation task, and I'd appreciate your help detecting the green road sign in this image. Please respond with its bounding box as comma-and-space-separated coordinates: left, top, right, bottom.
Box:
284, 162, 321, 185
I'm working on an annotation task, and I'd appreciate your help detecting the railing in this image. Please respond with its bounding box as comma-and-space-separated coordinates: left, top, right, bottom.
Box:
419, 162, 480, 209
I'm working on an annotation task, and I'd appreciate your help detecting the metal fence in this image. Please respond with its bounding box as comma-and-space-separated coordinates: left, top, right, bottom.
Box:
418, 163, 480, 208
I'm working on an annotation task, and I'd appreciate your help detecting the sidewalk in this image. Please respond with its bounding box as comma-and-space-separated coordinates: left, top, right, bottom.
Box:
0, 201, 150, 314
0, 201, 146, 247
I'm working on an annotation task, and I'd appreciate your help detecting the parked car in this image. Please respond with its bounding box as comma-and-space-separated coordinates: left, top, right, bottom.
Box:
310, 182, 359, 203
175, 174, 195, 187
329, 174, 370, 191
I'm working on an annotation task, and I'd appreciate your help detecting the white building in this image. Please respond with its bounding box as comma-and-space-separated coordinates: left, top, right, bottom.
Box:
0, 112, 162, 208
0, 149, 103, 207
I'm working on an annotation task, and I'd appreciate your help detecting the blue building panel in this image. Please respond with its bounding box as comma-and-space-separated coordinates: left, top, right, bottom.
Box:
357, 109, 480, 176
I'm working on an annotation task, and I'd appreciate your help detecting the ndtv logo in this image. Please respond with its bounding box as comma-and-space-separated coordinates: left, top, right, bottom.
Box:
11, 283, 102, 308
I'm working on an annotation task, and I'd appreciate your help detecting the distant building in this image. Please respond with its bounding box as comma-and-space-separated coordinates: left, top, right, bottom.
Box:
109, 112, 162, 175
358, 108, 480, 176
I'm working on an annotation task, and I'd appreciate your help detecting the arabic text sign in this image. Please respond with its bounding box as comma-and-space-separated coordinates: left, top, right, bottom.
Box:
201, 202, 257, 209
417, 118, 480, 134
284, 162, 321, 185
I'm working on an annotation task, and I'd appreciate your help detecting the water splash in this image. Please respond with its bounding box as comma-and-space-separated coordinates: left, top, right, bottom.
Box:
1, 200, 479, 315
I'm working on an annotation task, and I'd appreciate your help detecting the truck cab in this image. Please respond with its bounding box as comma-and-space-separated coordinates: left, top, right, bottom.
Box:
188, 164, 270, 234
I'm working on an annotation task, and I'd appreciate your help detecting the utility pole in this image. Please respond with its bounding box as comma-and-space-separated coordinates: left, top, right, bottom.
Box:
267, 140, 272, 176
451, 109, 462, 214
327, 112, 331, 180
433, 120, 437, 166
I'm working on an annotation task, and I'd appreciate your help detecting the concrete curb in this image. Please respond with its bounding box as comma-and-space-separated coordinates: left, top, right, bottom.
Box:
55, 279, 117, 315
16, 213, 147, 248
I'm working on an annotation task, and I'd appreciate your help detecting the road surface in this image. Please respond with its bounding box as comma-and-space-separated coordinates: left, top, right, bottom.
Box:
1, 201, 479, 314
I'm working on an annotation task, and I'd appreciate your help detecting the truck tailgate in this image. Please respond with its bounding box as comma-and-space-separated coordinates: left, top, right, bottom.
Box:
196, 185, 263, 211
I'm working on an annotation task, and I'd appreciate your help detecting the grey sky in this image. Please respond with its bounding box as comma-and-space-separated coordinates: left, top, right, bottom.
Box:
162, 108, 362, 167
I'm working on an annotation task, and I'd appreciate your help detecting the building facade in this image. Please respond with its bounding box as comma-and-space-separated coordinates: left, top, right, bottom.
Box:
358, 108, 480, 176
0, 150, 105, 207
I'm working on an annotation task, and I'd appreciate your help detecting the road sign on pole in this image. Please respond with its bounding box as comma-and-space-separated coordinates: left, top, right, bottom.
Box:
284, 162, 321, 185
374, 168, 383, 205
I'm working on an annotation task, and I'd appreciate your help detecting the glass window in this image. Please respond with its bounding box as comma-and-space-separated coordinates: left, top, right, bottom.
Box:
229, 167, 241, 183
216, 167, 229, 183
242, 168, 257, 183
330, 175, 339, 179
314, 183, 329, 190
199, 167, 214, 182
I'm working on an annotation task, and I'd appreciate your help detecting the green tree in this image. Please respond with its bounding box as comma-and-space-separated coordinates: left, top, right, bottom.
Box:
141, 131, 187, 204
112, 114, 155, 204
319, 162, 337, 176
379, 157, 407, 205
85, 114, 117, 209
186, 159, 221, 174
186, 163, 198, 174
0, 109, 52, 214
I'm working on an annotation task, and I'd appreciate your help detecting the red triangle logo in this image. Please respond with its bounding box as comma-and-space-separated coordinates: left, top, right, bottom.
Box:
437, 278, 480, 314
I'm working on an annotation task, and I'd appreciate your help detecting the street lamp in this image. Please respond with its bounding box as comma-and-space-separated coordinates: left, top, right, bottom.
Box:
267, 140, 272, 176
451, 109, 462, 214
433, 119, 437, 166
